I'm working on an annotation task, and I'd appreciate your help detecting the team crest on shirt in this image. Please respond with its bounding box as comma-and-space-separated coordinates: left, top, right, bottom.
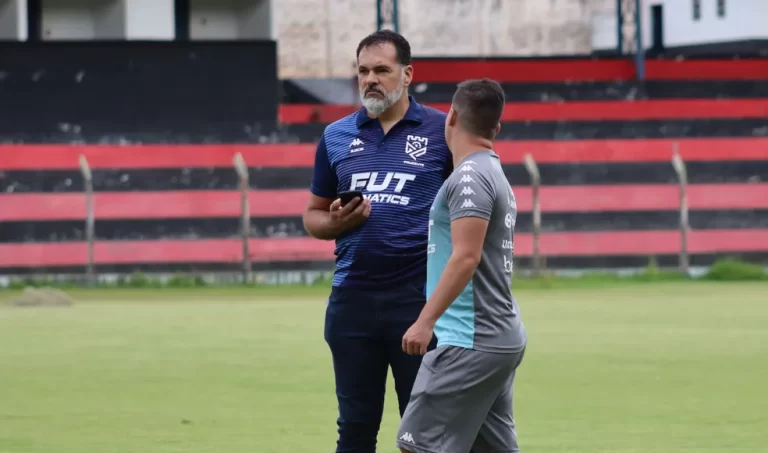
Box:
405, 135, 428, 160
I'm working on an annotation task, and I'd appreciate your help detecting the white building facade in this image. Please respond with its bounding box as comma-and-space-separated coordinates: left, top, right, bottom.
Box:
0, 0, 276, 41
0, 0, 764, 78
592, 0, 768, 52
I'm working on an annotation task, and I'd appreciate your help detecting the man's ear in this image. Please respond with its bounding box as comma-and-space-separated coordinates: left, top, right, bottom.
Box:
488, 122, 501, 140
448, 106, 458, 126
403, 65, 414, 87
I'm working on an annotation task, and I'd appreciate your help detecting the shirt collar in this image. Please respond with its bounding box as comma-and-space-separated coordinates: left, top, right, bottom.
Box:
356, 95, 424, 128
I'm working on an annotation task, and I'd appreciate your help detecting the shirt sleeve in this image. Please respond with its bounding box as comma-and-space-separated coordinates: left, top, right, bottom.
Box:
445, 162, 496, 221
309, 135, 339, 199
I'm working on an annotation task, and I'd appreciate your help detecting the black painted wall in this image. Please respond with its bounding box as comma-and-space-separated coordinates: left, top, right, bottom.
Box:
0, 41, 279, 144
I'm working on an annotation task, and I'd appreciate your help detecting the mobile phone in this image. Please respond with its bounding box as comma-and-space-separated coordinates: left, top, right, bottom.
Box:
338, 190, 364, 207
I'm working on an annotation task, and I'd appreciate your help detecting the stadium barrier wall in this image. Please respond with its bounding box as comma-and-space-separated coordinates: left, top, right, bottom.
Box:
1, 139, 767, 276
2, 51, 767, 278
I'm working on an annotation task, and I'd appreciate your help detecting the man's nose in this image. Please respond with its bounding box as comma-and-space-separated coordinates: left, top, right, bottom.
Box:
364, 72, 379, 86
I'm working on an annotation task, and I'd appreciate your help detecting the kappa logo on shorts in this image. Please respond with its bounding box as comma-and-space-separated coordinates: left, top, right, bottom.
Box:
405, 135, 428, 160
399, 432, 415, 444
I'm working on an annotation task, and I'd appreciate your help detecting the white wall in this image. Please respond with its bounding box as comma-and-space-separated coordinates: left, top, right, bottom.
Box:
42, 0, 101, 40
19, 0, 766, 77
589, 0, 620, 51
239, 0, 272, 39
657, 0, 768, 47
0, 0, 27, 40
190, 0, 239, 39
12, 0, 273, 42
189, 0, 272, 40
40, 0, 173, 40
41, 0, 127, 40
124, 0, 173, 40
92, 0, 124, 39
593, 0, 768, 52
277, 0, 608, 78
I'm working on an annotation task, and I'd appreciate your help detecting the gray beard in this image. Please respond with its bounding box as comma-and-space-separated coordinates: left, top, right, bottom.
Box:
360, 78, 405, 116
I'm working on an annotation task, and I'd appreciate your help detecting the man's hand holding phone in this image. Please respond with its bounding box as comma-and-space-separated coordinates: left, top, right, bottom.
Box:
329, 191, 371, 232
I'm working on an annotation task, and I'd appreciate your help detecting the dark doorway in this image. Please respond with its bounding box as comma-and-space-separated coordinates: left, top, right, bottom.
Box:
651, 4, 664, 54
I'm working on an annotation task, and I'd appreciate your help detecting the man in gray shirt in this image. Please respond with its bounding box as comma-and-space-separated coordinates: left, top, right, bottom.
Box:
397, 78, 527, 453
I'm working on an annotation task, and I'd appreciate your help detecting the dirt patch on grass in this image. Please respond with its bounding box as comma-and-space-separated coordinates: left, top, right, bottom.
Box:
5, 287, 75, 307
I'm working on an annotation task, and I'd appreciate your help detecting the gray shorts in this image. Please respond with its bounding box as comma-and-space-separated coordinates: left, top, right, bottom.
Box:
395, 344, 525, 453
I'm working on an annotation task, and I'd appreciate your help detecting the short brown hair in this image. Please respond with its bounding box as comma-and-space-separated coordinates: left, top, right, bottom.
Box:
451, 78, 506, 139
356, 29, 412, 66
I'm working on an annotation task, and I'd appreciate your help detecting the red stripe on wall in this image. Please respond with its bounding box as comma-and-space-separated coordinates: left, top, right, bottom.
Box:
515, 183, 768, 212
646, 59, 768, 81
280, 99, 768, 124
2, 184, 766, 221
2, 138, 767, 170
412, 58, 768, 83
0, 145, 317, 170
413, 59, 637, 82
492, 138, 768, 164
0, 238, 336, 267
1, 229, 766, 268
0, 190, 309, 221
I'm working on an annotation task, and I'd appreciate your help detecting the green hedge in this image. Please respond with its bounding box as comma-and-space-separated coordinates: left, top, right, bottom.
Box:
701, 258, 768, 281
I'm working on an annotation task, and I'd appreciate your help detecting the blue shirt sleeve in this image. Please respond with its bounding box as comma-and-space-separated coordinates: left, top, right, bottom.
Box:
309, 135, 338, 199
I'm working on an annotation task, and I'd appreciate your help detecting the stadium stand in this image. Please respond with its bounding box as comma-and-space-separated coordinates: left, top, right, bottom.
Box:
1, 45, 767, 275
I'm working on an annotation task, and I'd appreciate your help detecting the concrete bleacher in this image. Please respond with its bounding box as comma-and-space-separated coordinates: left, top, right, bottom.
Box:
277, 56, 768, 269
1, 53, 767, 275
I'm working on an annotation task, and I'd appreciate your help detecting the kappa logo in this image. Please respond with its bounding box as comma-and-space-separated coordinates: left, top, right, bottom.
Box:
399, 432, 415, 444
459, 164, 475, 172
459, 174, 474, 183
405, 135, 428, 160
461, 199, 477, 208
349, 137, 364, 153
460, 186, 476, 196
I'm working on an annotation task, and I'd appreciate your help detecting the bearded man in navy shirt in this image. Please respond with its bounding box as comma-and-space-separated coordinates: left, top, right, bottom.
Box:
302, 30, 453, 453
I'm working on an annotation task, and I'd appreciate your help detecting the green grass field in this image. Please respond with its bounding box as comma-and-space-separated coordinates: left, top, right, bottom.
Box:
1, 282, 766, 453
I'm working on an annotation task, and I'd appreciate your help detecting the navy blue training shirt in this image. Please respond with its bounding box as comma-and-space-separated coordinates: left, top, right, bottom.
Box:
310, 96, 453, 290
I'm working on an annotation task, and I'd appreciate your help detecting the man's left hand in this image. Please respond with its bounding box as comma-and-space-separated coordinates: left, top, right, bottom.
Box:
402, 319, 434, 355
